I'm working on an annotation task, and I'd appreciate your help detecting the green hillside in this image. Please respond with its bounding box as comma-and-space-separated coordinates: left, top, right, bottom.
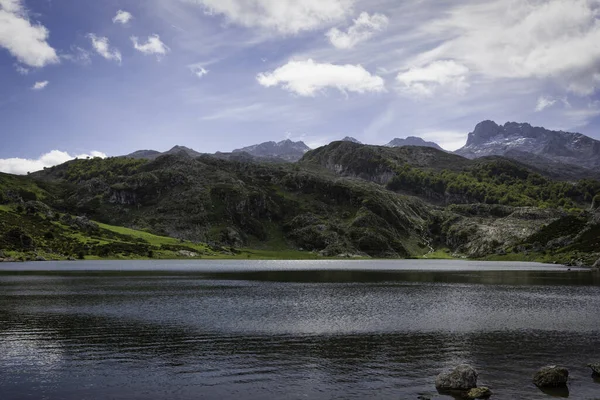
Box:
1, 143, 599, 265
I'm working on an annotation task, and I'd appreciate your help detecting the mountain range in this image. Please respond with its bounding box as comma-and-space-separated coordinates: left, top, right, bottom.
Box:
122, 121, 600, 177
2, 131, 599, 265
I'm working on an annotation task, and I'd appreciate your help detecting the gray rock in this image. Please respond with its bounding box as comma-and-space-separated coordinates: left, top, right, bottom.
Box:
35, 256, 47, 261
177, 250, 198, 258
435, 364, 478, 391
593, 258, 600, 269
588, 363, 600, 375
466, 387, 493, 399
533, 365, 569, 387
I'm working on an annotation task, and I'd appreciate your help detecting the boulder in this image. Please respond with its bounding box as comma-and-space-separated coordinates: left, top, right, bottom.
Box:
435, 364, 478, 391
466, 387, 493, 399
588, 363, 600, 375
533, 365, 569, 387
178, 250, 198, 258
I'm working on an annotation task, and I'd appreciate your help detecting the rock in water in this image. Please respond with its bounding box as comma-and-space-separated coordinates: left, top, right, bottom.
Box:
588, 363, 600, 375
435, 364, 478, 390
466, 387, 493, 399
533, 366, 569, 387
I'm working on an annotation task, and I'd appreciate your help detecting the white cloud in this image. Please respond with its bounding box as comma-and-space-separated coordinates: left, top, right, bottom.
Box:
326, 12, 389, 49
14, 63, 28, 74
189, 63, 209, 78
396, 60, 469, 97
257, 59, 385, 96
0, 0, 59, 67
113, 10, 133, 24
0, 150, 107, 175
412, 0, 600, 96
88, 34, 122, 64
131, 34, 169, 57
31, 80, 48, 90
188, 0, 354, 34
535, 96, 557, 112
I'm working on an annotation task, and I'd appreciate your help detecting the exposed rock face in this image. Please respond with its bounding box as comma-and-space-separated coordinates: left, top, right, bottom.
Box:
456, 120, 600, 170
533, 366, 569, 387
435, 364, 478, 391
466, 387, 493, 399
386, 136, 444, 150
588, 363, 600, 375
233, 139, 310, 162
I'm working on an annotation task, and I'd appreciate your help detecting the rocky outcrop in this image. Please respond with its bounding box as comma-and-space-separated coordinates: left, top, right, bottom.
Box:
60, 215, 99, 232
533, 366, 569, 387
466, 387, 492, 399
588, 363, 600, 375
435, 364, 478, 391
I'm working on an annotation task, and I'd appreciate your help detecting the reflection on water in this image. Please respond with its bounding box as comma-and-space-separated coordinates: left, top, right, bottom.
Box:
0, 261, 599, 400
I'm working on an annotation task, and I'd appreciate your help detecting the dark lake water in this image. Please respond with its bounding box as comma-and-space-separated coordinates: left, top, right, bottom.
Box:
1, 260, 599, 399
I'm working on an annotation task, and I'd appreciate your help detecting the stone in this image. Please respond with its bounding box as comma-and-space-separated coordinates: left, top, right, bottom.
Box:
466, 387, 492, 399
533, 365, 569, 387
435, 364, 478, 391
588, 363, 600, 375
35, 256, 47, 261
178, 250, 198, 258
593, 258, 600, 269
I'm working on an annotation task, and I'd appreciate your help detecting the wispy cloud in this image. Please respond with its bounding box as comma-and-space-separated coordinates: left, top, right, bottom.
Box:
31, 81, 48, 90
535, 96, 557, 112
326, 12, 389, 49
396, 60, 470, 98
131, 34, 170, 57
189, 63, 209, 78
113, 10, 133, 24
88, 34, 122, 64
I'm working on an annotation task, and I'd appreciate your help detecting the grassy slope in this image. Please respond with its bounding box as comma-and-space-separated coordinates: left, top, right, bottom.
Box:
0, 205, 335, 261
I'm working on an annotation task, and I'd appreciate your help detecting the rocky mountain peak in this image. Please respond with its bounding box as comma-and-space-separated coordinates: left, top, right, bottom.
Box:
456, 120, 600, 170
341, 136, 362, 144
233, 139, 310, 162
466, 120, 502, 146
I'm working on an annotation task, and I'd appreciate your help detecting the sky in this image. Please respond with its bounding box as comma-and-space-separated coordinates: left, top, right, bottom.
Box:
1, 0, 600, 174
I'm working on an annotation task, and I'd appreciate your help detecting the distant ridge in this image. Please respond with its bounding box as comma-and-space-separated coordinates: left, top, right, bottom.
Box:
233, 139, 310, 162
385, 136, 443, 151
124, 146, 201, 160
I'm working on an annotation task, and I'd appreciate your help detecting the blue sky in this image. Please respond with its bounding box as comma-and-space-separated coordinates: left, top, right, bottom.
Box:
1, 0, 600, 174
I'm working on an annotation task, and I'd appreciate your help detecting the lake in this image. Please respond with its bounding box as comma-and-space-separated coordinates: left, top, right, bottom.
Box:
1, 260, 599, 399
